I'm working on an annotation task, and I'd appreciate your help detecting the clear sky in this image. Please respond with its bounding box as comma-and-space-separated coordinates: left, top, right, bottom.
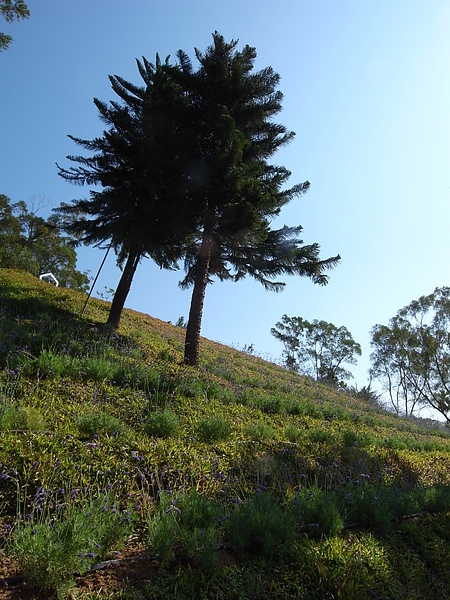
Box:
1, 1, 450, 410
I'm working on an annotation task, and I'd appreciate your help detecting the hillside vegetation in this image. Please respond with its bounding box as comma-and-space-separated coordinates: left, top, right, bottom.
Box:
0, 268, 450, 599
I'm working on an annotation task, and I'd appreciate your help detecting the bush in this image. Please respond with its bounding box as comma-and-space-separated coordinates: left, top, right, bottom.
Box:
147, 490, 221, 568
225, 493, 295, 560
423, 484, 450, 512
245, 421, 276, 441
0, 404, 47, 431
344, 485, 392, 530
307, 428, 334, 444
9, 492, 133, 599
289, 487, 344, 538
76, 410, 125, 438
195, 417, 232, 442
144, 410, 179, 438
284, 423, 303, 443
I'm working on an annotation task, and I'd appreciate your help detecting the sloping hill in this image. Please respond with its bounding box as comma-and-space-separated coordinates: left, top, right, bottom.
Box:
1, 268, 449, 599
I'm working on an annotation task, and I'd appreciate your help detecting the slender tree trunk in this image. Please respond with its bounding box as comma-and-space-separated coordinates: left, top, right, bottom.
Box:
184, 227, 214, 366
107, 245, 142, 329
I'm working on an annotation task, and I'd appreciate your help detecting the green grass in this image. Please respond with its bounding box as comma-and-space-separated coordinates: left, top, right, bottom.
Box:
0, 268, 450, 599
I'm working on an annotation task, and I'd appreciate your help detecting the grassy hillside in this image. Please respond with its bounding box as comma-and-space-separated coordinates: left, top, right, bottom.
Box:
0, 268, 449, 599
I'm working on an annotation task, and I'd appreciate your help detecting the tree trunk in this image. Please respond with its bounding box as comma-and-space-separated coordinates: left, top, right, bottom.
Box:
184, 228, 213, 366
107, 245, 142, 329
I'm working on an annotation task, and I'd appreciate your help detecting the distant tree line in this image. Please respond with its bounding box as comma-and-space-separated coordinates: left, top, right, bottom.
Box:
56, 33, 340, 367
0, 194, 89, 291
271, 287, 450, 425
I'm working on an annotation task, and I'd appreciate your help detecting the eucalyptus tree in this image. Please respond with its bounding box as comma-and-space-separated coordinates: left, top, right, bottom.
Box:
370, 287, 450, 423
56, 56, 193, 328
271, 315, 361, 385
169, 33, 340, 366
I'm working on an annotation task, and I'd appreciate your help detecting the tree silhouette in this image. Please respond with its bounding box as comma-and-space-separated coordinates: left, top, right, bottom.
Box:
169, 33, 340, 365
56, 56, 193, 328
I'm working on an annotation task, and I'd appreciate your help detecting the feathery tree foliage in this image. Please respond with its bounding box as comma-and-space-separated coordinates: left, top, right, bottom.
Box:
0, 194, 89, 291
56, 55, 194, 328
370, 287, 450, 423
57, 32, 340, 361
0, 0, 29, 50
271, 315, 361, 385
169, 34, 340, 365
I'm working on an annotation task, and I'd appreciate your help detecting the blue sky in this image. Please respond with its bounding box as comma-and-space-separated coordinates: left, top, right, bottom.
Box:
1, 1, 450, 409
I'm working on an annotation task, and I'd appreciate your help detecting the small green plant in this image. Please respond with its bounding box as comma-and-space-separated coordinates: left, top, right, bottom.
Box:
258, 395, 284, 414
225, 493, 295, 560
30, 349, 117, 383
423, 484, 450, 512
195, 417, 232, 442
144, 410, 179, 438
285, 422, 303, 443
245, 421, 276, 441
307, 427, 335, 444
76, 410, 125, 438
344, 484, 393, 530
342, 430, 360, 448
0, 403, 47, 431
9, 491, 133, 599
147, 490, 221, 568
289, 487, 344, 538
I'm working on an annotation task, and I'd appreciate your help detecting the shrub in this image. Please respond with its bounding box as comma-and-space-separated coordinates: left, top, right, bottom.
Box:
147, 490, 221, 568
0, 404, 47, 431
285, 423, 303, 443
289, 487, 344, 538
342, 430, 360, 448
344, 485, 392, 530
76, 410, 125, 438
9, 492, 133, 599
307, 428, 334, 444
259, 395, 284, 414
225, 493, 295, 560
423, 484, 450, 512
144, 410, 179, 438
245, 421, 276, 441
195, 417, 232, 442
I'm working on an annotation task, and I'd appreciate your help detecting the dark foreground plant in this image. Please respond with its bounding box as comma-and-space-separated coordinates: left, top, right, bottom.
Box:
225, 493, 295, 560
289, 487, 344, 538
9, 492, 133, 599
146, 490, 221, 568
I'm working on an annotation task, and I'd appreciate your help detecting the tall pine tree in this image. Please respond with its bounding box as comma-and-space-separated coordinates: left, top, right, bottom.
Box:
56, 55, 193, 328
169, 33, 340, 365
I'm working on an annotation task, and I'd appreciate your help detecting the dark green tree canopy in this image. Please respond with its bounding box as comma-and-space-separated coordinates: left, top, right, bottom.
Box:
168, 33, 340, 365
0, 194, 89, 291
271, 315, 361, 385
370, 287, 450, 423
56, 32, 340, 360
57, 54, 192, 265
56, 55, 195, 327
0, 0, 29, 50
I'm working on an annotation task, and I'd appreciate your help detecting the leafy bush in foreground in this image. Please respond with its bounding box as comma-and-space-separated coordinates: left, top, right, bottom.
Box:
9, 492, 133, 599
225, 493, 295, 560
